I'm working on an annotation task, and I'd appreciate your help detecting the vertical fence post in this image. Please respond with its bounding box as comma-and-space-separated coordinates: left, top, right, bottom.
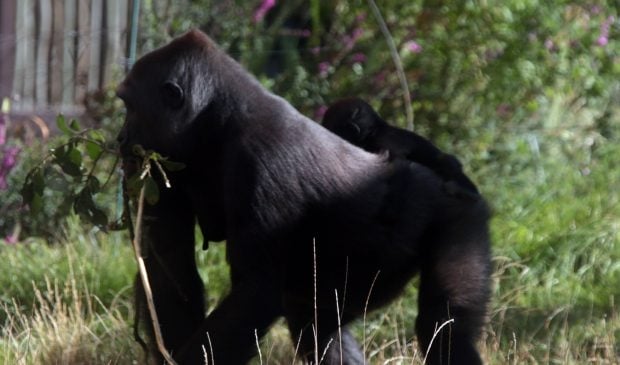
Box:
0, 0, 17, 100
35, 0, 53, 107
50, 0, 65, 107
127, 0, 141, 70
88, 0, 103, 91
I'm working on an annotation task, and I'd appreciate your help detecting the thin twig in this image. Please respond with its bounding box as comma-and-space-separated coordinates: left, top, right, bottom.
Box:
153, 159, 172, 188
132, 178, 178, 365
367, 0, 414, 131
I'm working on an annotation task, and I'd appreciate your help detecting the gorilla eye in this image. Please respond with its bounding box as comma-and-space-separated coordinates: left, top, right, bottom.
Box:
161, 81, 184, 109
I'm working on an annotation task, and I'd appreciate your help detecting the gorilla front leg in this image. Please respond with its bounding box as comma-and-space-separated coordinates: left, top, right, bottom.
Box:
285, 301, 366, 365
178, 276, 282, 364
134, 185, 205, 362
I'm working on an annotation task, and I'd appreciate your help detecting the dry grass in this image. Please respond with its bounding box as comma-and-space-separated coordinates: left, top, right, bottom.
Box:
1, 275, 139, 365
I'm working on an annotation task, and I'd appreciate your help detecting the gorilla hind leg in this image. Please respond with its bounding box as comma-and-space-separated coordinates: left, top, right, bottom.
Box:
416, 201, 491, 365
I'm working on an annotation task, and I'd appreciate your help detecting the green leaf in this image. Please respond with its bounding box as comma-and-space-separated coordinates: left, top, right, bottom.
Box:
73, 189, 107, 229
68, 146, 82, 166
69, 119, 81, 132
56, 114, 72, 135
144, 176, 160, 205
126, 174, 144, 198
90, 206, 109, 230
87, 176, 101, 192
21, 181, 34, 205
159, 159, 186, 172
58, 160, 81, 176
86, 141, 103, 160
32, 169, 45, 195
54, 146, 82, 176
74, 190, 92, 218
149, 151, 163, 160
30, 193, 43, 215
87, 129, 106, 143
47, 172, 69, 192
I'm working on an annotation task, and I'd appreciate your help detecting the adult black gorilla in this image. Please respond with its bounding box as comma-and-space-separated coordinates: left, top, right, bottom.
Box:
117, 29, 491, 365
322, 98, 479, 199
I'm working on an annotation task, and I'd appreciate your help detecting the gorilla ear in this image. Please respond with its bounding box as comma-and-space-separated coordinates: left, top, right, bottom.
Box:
161, 81, 185, 109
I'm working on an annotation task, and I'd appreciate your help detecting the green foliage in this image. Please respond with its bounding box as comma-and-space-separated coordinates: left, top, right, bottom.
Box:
134, 1, 619, 144
19, 115, 120, 236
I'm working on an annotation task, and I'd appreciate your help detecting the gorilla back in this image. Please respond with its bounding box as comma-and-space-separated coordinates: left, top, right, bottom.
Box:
117, 29, 491, 365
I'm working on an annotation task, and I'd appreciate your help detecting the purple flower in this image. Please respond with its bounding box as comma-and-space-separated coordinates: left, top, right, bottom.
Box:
0, 115, 6, 145
404, 40, 422, 54
544, 38, 555, 51
597, 36, 608, 46
254, 0, 276, 23
342, 27, 364, 50
4, 234, 18, 245
351, 52, 367, 63
0, 146, 20, 190
318, 62, 330, 76
596, 16, 615, 47
2, 146, 19, 169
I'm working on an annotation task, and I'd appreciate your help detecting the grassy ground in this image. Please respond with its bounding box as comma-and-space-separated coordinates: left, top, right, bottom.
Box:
1, 125, 618, 364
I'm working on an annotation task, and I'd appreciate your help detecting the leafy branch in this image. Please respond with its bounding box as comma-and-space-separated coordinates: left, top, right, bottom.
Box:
123, 144, 185, 205
21, 115, 119, 230
120, 145, 186, 365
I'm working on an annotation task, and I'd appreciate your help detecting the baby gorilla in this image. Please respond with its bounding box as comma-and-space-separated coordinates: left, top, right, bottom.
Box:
323, 98, 479, 198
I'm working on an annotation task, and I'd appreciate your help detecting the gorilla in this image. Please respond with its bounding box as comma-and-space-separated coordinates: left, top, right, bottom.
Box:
322, 98, 479, 199
116, 29, 491, 365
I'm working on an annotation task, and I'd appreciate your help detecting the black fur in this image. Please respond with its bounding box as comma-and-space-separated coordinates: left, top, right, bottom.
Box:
322, 98, 480, 199
117, 29, 491, 365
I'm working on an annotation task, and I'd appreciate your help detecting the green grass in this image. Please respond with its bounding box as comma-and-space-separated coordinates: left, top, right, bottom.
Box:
0, 220, 140, 364
1, 131, 618, 364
